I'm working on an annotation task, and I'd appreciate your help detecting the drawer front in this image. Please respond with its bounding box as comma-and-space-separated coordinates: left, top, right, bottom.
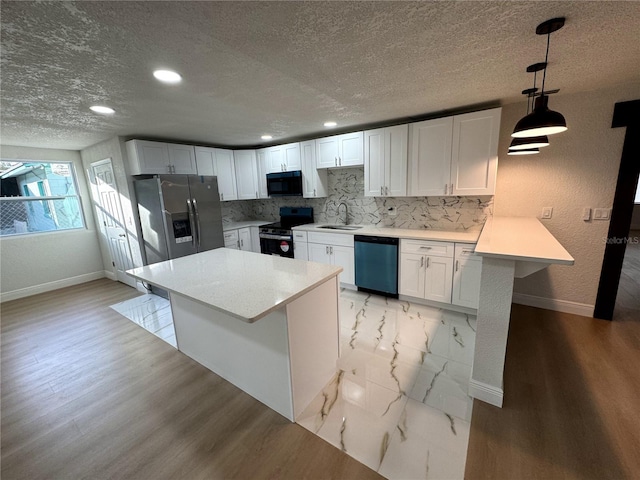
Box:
293, 231, 308, 242
223, 230, 239, 244
307, 231, 354, 248
455, 243, 480, 259
400, 239, 454, 257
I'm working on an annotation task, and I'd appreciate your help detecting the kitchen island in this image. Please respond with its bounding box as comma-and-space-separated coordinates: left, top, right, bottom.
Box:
127, 248, 342, 421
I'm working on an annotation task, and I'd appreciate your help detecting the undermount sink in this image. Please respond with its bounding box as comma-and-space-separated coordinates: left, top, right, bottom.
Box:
318, 225, 363, 231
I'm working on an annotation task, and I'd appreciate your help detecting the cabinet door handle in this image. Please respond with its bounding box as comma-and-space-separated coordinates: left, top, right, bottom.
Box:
339, 157, 342, 166
462, 249, 473, 254
381, 186, 383, 196
330, 246, 333, 254
335, 157, 338, 166
455, 260, 459, 272
420, 256, 424, 267
426, 257, 431, 268
450, 183, 454, 195
326, 246, 329, 255
313, 188, 316, 197
240, 239, 244, 247
419, 246, 431, 250
256, 191, 258, 198
385, 186, 389, 195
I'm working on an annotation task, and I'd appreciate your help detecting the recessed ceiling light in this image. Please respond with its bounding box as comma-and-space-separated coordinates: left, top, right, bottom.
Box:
261, 135, 273, 140
324, 121, 337, 127
89, 105, 115, 115
153, 69, 182, 84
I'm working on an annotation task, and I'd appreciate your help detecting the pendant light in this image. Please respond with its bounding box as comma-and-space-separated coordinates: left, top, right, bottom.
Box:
512, 17, 567, 138
509, 64, 550, 152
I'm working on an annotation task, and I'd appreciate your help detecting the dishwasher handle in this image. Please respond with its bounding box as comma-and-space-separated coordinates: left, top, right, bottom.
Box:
354, 235, 398, 246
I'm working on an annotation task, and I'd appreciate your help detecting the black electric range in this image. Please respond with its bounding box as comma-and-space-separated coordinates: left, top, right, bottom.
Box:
259, 207, 313, 258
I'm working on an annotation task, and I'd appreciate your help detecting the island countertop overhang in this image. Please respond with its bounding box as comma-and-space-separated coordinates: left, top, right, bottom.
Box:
126, 249, 342, 323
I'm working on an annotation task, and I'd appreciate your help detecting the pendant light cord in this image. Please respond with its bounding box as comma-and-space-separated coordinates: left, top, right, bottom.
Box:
541, 32, 551, 95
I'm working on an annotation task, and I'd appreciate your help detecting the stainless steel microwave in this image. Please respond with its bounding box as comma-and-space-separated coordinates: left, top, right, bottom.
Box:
266, 170, 303, 197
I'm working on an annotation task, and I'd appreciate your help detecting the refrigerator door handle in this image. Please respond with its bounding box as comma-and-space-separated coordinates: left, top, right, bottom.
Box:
192, 198, 202, 248
187, 199, 197, 248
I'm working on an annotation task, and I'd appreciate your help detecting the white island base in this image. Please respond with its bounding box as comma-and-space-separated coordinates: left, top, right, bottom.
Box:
127, 248, 343, 422
171, 278, 339, 421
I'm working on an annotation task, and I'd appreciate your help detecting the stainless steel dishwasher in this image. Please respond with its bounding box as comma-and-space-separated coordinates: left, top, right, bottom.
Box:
354, 235, 399, 297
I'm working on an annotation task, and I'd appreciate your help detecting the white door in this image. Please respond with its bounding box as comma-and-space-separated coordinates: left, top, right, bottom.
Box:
238, 227, 252, 251
338, 132, 364, 166
308, 243, 331, 265
134, 140, 170, 174
424, 256, 453, 304
214, 149, 238, 201
89, 159, 136, 288
168, 144, 197, 174
386, 124, 409, 197
283, 143, 302, 171
364, 128, 385, 197
195, 147, 216, 176
452, 257, 482, 309
331, 245, 355, 285
234, 150, 258, 200
409, 117, 453, 196
451, 108, 501, 196
399, 253, 424, 298
316, 136, 339, 168
294, 241, 309, 261
267, 145, 285, 173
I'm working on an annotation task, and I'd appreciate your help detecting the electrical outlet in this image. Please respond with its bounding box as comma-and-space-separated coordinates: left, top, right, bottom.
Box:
541, 207, 553, 219
387, 206, 397, 217
582, 207, 591, 221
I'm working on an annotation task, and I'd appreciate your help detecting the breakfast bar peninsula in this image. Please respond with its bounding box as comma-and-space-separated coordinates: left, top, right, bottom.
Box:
127, 248, 342, 421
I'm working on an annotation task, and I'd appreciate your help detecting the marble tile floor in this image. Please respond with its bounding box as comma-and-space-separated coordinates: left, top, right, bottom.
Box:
110, 294, 177, 348
297, 289, 476, 480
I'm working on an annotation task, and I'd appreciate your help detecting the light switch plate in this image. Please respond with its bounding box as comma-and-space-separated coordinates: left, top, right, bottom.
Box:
582, 207, 591, 221
594, 208, 611, 220
542, 207, 553, 219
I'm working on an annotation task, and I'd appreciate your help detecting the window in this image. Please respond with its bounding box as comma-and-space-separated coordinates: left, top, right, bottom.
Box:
0, 161, 85, 236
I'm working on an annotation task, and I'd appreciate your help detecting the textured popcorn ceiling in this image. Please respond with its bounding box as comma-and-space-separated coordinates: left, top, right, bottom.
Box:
1, 1, 640, 150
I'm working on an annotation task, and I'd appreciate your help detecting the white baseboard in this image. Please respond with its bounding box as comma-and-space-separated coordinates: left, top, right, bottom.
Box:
1, 271, 106, 303
104, 270, 117, 281
512, 292, 594, 318
469, 379, 504, 408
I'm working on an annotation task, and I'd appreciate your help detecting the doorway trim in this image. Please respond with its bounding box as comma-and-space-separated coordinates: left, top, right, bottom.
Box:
594, 99, 640, 320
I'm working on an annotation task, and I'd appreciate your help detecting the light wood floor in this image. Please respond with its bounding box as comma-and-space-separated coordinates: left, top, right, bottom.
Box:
1, 279, 382, 480
465, 233, 640, 479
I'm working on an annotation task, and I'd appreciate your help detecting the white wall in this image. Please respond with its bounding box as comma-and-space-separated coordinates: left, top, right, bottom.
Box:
0, 145, 104, 301
494, 82, 640, 312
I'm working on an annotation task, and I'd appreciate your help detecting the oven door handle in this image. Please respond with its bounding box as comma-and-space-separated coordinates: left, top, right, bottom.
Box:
259, 233, 293, 241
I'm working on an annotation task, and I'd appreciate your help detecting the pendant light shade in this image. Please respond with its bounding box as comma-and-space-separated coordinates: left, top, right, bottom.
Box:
512, 95, 567, 138
509, 134, 550, 150
508, 148, 540, 155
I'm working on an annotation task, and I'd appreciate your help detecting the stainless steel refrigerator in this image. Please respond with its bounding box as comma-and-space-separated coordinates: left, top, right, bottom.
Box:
134, 175, 225, 267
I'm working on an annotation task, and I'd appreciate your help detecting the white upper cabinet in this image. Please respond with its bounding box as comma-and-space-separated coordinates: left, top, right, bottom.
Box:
364, 124, 408, 197
167, 144, 197, 174
126, 140, 196, 175
451, 108, 501, 196
300, 140, 328, 198
408, 117, 454, 196
408, 107, 501, 196
316, 132, 364, 168
266, 143, 302, 173
195, 147, 238, 201
233, 150, 259, 200
256, 148, 269, 199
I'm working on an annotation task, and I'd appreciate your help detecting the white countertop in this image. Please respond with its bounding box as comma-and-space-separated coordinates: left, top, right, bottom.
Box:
127, 248, 342, 323
223, 220, 271, 231
293, 223, 480, 243
475, 217, 574, 264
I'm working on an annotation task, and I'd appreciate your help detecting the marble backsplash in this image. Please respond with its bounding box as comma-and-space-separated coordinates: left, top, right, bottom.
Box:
221, 168, 493, 231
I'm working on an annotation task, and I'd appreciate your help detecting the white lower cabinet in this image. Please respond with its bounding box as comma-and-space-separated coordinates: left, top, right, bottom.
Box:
399, 239, 454, 304
399, 239, 481, 309
250, 226, 261, 253
307, 232, 354, 285
452, 244, 482, 309
293, 231, 309, 261
238, 227, 252, 252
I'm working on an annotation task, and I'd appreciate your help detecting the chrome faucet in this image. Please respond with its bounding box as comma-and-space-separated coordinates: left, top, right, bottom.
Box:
337, 202, 348, 225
